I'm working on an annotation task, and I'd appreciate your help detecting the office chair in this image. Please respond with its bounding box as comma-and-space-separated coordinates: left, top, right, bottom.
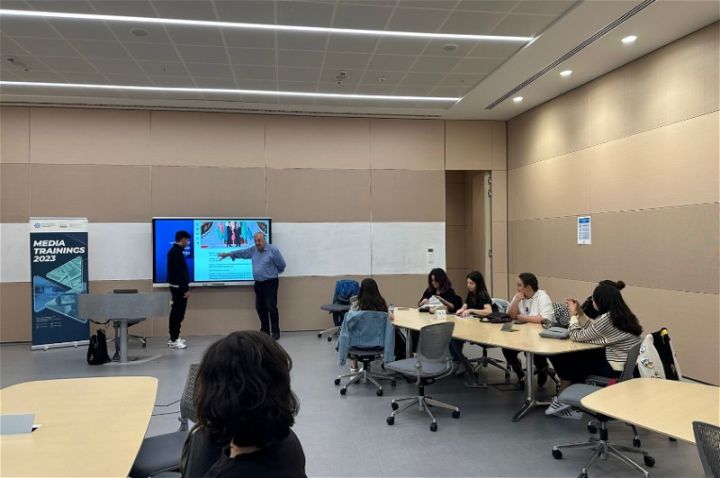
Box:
461, 298, 512, 382
335, 310, 396, 396
551, 343, 655, 478
385, 322, 460, 432
318, 279, 360, 342
130, 363, 200, 478
112, 289, 148, 354
693, 421, 720, 478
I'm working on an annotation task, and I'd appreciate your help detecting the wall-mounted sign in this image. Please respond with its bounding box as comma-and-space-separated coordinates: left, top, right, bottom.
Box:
577, 216, 591, 245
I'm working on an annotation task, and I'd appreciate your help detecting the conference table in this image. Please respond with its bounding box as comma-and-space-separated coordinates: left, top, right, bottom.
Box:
0, 376, 158, 477
392, 308, 601, 421
581, 378, 720, 444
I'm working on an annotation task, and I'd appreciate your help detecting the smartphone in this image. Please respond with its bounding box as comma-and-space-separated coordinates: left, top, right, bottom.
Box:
501, 322, 517, 332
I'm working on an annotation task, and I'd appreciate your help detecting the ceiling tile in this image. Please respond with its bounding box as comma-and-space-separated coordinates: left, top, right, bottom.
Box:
386, 7, 450, 33
228, 47, 275, 66
90, 58, 145, 75
184, 62, 234, 77
430, 85, 471, 97
440, 11, 505, 34
36, 55, 97, 73
0, 1, 32, 9
326, 35, 378, 53
8, 37, 79, 58
72, 39, 132, 59
58, 71, 109, 83
214, 1, 275, 23
512, 0, 577, 16
399, 1, 460, 9
424, 38, 482, 57
24, 0, 94, 13
453, 56, 503, 73
0, 17, 61, 38
147, 74, 195, 86
194, 76, 238, 88
367, 54, 416, 71
402, 71, 447, 86
353, 83, 397, 95
107, 23, 173, 44
90, 0, 157, 16
177, 45, 229, 63
455, 0, 518, 13
5, 69, 65, 82
105, 73, 151, 85
233, 65, 276, 81
276, 1, 335, 27
235, 78, 274, 90
277, 49, 324, 68
469, 41, 523, 57
319, 68, 362, 85
323, 52, 371, 70
491, 13, 558, 36
138, 61, 188, 76
278, 66, 319, 82
124, 42, 181, 61
51, 19, 117, 41
443, 72, 482, 87
332, 4, 393, 29
375, 37, 428, 55
223, 30, 276, 49
277, 80, 317, 92
151, 0, 218, 20
411, 55, 462, 73
394, 86, 437, 96
276, 32, 328, 51
166, 25, 225, 46
359, 70, 405, 86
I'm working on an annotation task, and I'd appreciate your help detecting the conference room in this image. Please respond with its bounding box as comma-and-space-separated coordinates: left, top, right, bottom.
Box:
1, 1, 718, 477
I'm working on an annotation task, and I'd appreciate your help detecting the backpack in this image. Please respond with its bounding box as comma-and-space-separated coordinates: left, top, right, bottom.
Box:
636, 328, 682, 380
87, 329, 111, 365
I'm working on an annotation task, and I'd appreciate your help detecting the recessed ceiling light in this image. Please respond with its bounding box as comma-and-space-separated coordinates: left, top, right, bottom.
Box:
560, 70, 572, 77
0, 9, 534, 42
621, 35, 637, 44
442, 43, 459, 52
512, 96, 523, 103
0, 81, 461, 103
130, 27, 148, 37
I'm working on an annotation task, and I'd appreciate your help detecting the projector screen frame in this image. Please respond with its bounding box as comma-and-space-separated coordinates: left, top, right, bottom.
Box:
151, 216, 272, 288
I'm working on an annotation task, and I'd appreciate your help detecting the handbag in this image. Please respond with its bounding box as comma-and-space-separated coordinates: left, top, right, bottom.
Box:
539, 326, 570, 339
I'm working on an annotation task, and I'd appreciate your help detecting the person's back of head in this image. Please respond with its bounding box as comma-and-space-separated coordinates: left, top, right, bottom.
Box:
357, 278, 388, 312
194, 331, 299, 448
592, 283, 642, 336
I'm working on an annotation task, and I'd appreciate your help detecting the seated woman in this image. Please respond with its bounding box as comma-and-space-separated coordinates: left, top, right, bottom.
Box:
196, 331, 306, 478
451, 271, 493, 363
418, 268, 463, 313
347, 278, 392, 371
546, 281, 643, 417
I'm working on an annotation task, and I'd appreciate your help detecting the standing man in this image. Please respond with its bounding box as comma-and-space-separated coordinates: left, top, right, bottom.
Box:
167, 230, 191, 349
218, 232, 286, 339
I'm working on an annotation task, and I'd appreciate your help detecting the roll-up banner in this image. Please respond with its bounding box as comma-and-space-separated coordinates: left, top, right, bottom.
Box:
29, 218, 89, 350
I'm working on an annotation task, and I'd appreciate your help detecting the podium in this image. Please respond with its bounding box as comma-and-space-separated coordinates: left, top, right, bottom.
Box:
78, 292, 171, 363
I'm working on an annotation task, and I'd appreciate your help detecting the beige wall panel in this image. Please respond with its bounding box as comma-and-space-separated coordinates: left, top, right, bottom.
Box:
0, 282, 31, 342
267, 168, 370, 222
507, 107, 540, 170
591, 204, 719, 295
588, 68, 629, 146
492, 221, 508, 273
508, 149, 592, 221
445, 121, 492, 170
592, 112, 720, 212
446, 184, 466, 226
703, 23, 720, 112
445, 225, 466, 269
545, 87, 591, 160
0, 164, 30, 222
371, 170, 444, 222
267, 116, 370, 169
29, 164, 151, 222
468, 172, 486, 271
149, 111, 265, 168
0, 107, 29, 164
151, 167, 266, 218
491, 170, 507, 222
373, 274, 428, 308
371, 119, 444, 170
623, 52, 670, 138
448, 269, 468, 296
491, 272, 510, 300
178, 286, 258, 336
492, 121, 507, 171
30, 108, 150, 166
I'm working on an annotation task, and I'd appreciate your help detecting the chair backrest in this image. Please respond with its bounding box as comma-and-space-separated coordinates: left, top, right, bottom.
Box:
112, 289, 144, 325
333, 280, 360, 305
417, 322, 455, 363
179, 363, 201, 428
637, 328, 683, 380
491, 298, 510, 313
693, 421, 720, 478
181, 426, 223, 478
618, 342, 642, 382
345, 310, 389, 348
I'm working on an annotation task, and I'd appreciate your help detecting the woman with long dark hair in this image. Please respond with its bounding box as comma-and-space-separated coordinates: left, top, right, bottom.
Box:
418, 268, 462, 313
451, 271, 494, 364
357, 278, 388, 312
196, 331, 306, 477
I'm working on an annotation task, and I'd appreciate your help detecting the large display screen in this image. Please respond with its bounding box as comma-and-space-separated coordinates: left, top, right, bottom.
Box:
152, 218, 271, 286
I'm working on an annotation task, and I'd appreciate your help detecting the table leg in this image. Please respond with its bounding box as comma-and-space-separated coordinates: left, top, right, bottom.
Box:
405, 328, 412, 358
119, 320, 128, 363
460, 354, 487, 388
512, 351, 552, 421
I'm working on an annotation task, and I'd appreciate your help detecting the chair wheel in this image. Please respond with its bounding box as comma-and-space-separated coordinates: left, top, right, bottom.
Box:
643, 456, 655, 467
391, 402, 399, 411
587, 424, 598, 434
430, 422, 437, 432
339, 388, 347, 395
452, 410, 460, 419
334, 378, 341, 386
668, 437, 677, 442
386, 416, 394, 425
390, 380, 397, 387
376, 389, 383, 396
327, 336, 332, 342
317, 333, 322, 338
633, 438, 641, 448
578, 473, 587, 478
552, 449, 563, 460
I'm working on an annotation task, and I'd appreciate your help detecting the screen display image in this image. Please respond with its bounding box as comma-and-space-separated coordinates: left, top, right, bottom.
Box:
153, 218, 271, 286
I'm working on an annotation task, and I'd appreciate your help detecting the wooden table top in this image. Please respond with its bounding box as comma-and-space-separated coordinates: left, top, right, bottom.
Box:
581, 378, 720, 444
392, 308, 601, 355
0, 376, 158, 477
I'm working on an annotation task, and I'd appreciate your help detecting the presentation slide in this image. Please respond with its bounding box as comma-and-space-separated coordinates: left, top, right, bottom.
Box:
153, 218, 270, 285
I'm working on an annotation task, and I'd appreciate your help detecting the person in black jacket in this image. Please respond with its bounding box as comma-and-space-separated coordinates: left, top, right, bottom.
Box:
167, 230, 191, 349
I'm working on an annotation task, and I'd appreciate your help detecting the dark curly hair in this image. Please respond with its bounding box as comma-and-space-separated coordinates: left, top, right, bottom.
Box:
194, 331, 299, 448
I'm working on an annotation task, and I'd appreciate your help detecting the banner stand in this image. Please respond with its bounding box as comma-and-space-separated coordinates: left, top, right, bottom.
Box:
29, 218, 90, 350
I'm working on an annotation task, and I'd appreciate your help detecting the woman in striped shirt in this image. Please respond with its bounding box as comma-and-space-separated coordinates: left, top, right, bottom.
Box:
549, 281, 643, 392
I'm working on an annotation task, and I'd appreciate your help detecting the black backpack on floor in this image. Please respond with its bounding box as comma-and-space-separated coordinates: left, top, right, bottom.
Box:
87, 329, 111, 365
